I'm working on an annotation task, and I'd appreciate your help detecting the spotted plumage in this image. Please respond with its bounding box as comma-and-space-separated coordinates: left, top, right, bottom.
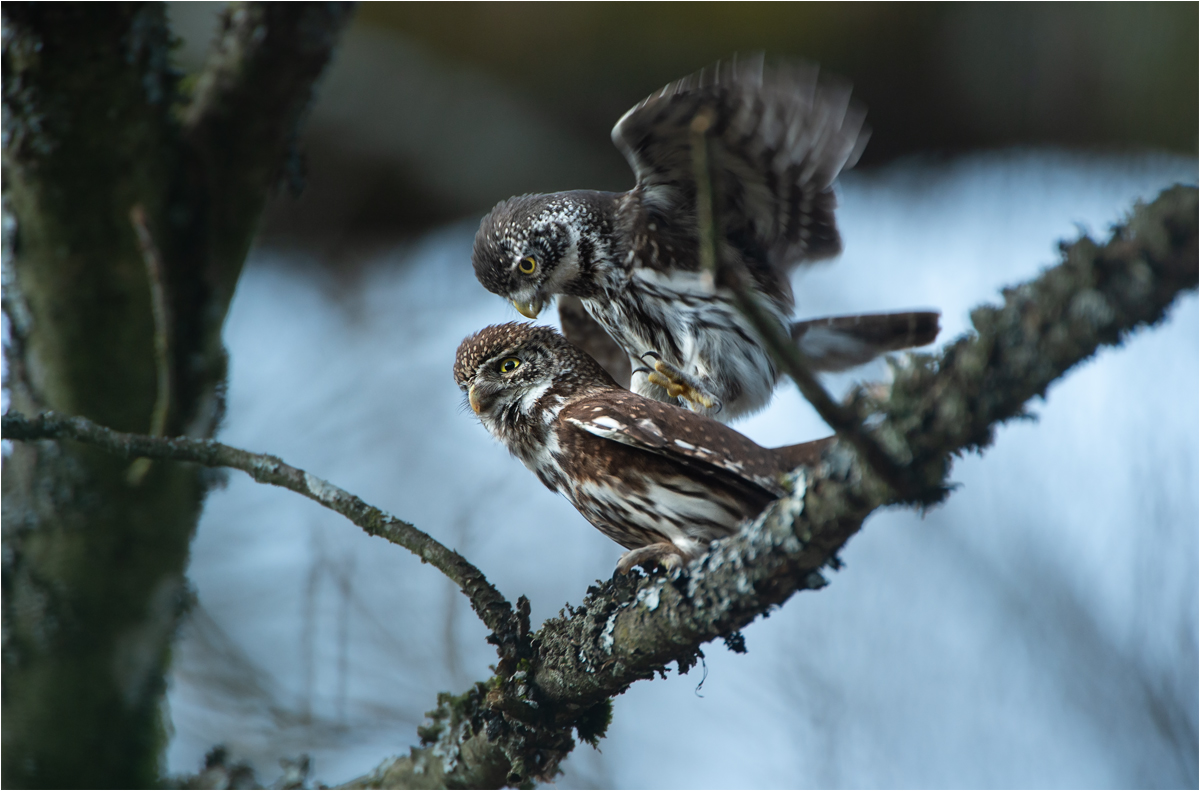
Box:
473, 55, 939, 419
454, 322, 830, 572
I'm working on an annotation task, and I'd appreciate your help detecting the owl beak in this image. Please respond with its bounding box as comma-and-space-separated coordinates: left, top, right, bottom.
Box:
468, 384, 483, 414
512, 297, 543, 319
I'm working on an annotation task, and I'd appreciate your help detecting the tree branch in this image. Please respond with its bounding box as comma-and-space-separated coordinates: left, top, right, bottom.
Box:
350, 184, 1197, 788
540, 182, 1196, 697
730, 283, 924, 496
0, 411, 516, 642
126, 205, 173, 486
180, 1, 356, 307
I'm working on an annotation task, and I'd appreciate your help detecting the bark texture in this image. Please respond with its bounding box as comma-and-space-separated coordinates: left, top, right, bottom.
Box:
1, 3, 352, 786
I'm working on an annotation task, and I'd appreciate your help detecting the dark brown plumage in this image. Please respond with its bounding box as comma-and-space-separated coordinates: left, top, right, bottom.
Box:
454, 322, 830, 572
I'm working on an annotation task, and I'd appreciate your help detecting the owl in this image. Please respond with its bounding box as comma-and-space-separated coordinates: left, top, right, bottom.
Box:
454, 322, 830, 572
472, 55, 938, 420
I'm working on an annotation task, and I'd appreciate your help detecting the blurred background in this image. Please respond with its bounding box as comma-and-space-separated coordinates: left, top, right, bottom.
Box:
161, 4, 1197, 788
172, 1, 1197, 264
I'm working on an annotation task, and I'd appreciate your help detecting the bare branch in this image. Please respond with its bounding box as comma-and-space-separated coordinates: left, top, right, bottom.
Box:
127, 205, 173, 486
730, 281, 923, 496
0, 411, 517, 641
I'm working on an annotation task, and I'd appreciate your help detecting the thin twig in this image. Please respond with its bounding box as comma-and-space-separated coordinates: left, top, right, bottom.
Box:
690, 108, 720, 291
729, 285, 919, 496
127, 204, 173, 486
1, 410, 517, 639
688, 111, 918, 497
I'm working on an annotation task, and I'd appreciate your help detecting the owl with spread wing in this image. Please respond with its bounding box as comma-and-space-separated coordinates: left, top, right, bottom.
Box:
472, 55, 938, 421
454, 323, 830, 572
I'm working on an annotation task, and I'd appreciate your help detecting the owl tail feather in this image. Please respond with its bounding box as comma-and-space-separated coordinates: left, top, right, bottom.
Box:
790, 311, 940, 372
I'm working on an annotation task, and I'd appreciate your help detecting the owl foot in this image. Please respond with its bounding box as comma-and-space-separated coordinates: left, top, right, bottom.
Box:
616, 543, 686, 575
639, 352, 722, 413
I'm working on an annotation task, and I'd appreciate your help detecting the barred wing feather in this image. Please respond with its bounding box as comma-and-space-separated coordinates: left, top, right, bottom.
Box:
611, 55, 869, 303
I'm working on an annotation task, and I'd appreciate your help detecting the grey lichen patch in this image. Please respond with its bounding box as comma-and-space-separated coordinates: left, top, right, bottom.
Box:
247, 455, 283, 480
635, 580, 663, 612
1068, 289, 1116, 329
302, 471, 342, 505
600, 611, 619, 654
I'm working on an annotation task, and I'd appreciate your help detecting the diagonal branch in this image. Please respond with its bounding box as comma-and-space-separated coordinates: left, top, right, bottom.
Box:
350, 183, 1197, 788
539, 183, 1199, 702
689, 110, 919, 497
0, 411, 516, 641
729, 282, 924, 496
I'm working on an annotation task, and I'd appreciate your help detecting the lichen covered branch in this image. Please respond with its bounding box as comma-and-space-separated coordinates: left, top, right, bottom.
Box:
0, 411, 516, 641
351, 184, 1197, 787
536, 183, 1197, 702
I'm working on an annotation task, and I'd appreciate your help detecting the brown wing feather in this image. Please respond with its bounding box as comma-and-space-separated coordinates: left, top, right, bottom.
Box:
773, 436, 834, 471
611, 55, 869, 305
561, 390, 827, 496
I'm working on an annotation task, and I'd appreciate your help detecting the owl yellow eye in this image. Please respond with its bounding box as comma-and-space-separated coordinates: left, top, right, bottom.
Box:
499, 357, 521, 373
518, 256, 537, 275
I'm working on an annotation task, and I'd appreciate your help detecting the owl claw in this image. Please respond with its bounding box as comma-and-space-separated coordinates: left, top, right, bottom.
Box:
616, 544, 686, 575
639, 355, 721, 413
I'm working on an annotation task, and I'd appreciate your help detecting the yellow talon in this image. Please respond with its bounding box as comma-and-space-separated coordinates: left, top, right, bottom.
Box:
646, 371, 672, 391
645, 369, 715, 409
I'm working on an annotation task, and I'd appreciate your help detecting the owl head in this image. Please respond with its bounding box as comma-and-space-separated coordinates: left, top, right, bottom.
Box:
472, 192, 613, 319
453, 323, 615, 435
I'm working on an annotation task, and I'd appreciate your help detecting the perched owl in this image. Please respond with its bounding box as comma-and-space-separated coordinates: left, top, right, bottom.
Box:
472, 55, 939, 420
454, 322, 830, 572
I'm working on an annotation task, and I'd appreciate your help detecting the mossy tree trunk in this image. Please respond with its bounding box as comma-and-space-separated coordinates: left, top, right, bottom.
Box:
1, 3, 352, 786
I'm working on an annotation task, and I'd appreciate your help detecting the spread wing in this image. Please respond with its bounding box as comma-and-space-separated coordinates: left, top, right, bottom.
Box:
612, 55, 869, 302
562, 390, 805, 497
